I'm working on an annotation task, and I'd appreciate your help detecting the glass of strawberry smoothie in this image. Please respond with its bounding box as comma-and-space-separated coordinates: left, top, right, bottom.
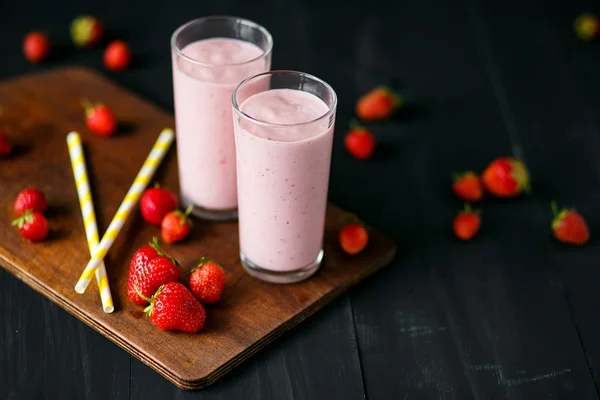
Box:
232, 71, 337, 283
171, 17, 272, 220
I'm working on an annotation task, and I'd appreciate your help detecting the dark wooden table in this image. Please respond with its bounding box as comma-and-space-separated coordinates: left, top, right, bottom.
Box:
2, 0, 600, 398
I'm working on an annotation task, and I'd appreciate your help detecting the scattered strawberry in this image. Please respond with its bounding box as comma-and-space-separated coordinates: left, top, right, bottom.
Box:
339, 223, 369, 255
452, 171, 483, 202
82, 99, 117, 136
356, 86, 403, 121
453, 204, 481, 241
14, 188, 47, 216
140, 186, 178, 225
138, 282, 206, 333
482, 157, 530, 197
104, 40, 132, 71
345, 121, 375, 160
161, 206, 193, 244
574, 14, 600, 41
12, 210, 48, 242
551, 202, 590, 245
127, 237, 180, 305
189, 258, 225, 304
70, 16, 104, 47
23, 32, 51, 63
0, 132, 13, 156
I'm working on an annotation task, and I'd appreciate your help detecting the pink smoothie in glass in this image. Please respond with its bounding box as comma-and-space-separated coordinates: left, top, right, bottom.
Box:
172, 38, 267, 211
235, 89, 334, 271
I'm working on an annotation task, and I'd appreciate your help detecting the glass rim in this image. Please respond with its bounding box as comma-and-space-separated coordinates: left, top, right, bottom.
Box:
232, 70, 338, 128
170, 16, 273, 68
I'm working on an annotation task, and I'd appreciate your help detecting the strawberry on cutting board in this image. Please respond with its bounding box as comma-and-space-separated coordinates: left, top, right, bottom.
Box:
339, 223, 369, 255
189, 258, 225, 304
551, 202, 590, 246
82, 99, 117, 136
141, 282, 207, 333
127, 237, 180, 305
12, 210, 48, 242
161, 206, 193, 244
14, 188, 47, 216
140, 185, 178, 226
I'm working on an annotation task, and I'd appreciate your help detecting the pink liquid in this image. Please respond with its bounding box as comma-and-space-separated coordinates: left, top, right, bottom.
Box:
235, 89, 334, 271
172, 38, 268, 211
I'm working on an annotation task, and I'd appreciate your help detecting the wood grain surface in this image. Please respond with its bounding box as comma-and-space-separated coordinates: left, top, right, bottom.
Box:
0, 67, 396, 390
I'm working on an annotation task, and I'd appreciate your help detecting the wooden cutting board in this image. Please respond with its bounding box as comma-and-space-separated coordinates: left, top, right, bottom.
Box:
0, 67, 396, 390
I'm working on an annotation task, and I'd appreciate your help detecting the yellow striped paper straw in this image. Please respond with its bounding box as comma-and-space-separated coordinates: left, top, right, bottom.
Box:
75, 128, 175, 294
67, 132, 114, 313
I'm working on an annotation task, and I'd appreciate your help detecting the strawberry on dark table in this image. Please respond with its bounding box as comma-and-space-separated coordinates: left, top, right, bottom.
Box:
23, 32, 51, 63
551, 202, 590, 246
453, 204, 481, 241
482, 157, 529, 198
70, 16, 104, 47
345, 121, 375, 160
356, 86, 403, 121
104, 40, 132, 71
452, 171, 483, 202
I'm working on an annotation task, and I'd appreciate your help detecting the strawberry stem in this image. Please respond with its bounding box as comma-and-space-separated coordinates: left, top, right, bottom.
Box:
149, 236, 163, 254
12, 209, 33, 228
349, 119, 364, 130
133, 284, 152, 304
551, 201, 559, 218
179, 205, 194, 226
80, 98, 94, 116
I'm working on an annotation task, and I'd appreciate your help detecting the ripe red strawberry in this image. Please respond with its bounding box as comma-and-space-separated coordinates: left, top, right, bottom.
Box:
127, 237, 180, 305
356, 87, 403, 121
551, 202, 590, 245
339, 224, 369, 255
140, 282, 206, 333
82, 99, 117, 136
0, 132, 13, 156
345, 122, 375, 160
104, 41, 132, 71
161, 206, 193, 244
453, 204, 481, 240
140, 186, 178, 225
574, 14, 600, 41
189, 258, 225, 304
452, 171, 483, 202
70, 16, 104, 47
23, 32, 51, 63
482, 157, 530, 197
14, 188, 47, 216
12, 210, 48, 242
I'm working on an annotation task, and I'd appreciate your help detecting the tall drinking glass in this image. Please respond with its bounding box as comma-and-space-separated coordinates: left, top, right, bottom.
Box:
232, 71, 337, 283
171, 16, 272, 220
